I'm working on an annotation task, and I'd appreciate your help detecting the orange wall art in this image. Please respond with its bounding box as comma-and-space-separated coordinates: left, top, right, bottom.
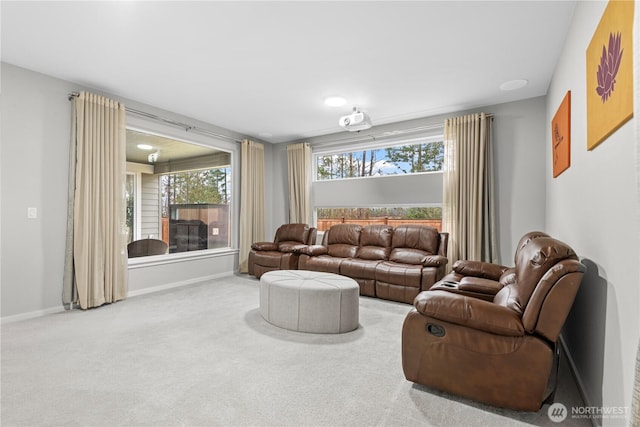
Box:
552, 91, 571, 178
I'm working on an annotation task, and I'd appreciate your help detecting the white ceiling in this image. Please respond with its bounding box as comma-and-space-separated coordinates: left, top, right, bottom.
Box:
1, 1, 576, 144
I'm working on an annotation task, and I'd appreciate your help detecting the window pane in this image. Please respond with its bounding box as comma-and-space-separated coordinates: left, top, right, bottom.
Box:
126, 129, 232, 257
125, 173, 135, 243
160, 168, 231, 252
316, 207, 442, 232
315, 140, 444, 181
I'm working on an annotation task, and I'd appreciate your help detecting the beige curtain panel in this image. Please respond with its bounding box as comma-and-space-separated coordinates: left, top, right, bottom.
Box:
287, 142, 312, 225
63, 92, 128, 309
442, 112, 498, 266
238, 139, 265, 273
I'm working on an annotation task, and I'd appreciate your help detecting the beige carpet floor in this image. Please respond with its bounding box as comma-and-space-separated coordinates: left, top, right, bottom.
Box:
1, 273, 589, 426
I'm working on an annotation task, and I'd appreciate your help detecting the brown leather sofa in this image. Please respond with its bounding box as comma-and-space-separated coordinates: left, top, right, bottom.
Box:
298, 224, 449, 304
248, 223, 317, 278
401, 233, 585, 411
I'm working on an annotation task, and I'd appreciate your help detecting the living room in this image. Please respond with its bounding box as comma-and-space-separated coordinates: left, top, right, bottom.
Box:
1, 1, 639, 426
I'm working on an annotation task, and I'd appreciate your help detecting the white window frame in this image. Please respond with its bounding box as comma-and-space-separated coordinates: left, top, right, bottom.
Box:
311, 132, 445, 229
312, 134, 444, 182
126, 163, 152, 241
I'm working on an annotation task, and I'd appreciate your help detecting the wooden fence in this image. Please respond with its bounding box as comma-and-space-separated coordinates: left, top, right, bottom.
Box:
316, 218, 442, 232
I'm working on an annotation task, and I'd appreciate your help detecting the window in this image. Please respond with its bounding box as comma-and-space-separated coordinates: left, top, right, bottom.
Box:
316, 206, 442, 232
315, 138, 444, 181
126, 129, 232, 256
125, 173, 135, 243
313, 134, 444, 232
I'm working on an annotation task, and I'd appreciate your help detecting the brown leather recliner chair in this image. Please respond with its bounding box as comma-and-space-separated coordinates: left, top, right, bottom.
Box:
248, 223, 317, 278
401, 234, 585, 411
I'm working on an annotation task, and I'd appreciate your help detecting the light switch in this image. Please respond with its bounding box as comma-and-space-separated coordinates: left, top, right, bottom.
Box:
211, 228, 219, 236
27, 207, 37, 219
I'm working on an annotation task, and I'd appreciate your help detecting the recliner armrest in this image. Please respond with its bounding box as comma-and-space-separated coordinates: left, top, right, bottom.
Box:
452, 260, 509, 281
458, 277, 503, 295
422, 255, 448, 267
299, 245, 328, 256
413, 290, 524, 337
251, 242, 278, 251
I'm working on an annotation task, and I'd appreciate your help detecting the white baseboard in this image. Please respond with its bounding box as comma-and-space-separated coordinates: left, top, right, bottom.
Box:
1, 272, 235, 325
127, 272, 234, 298
0, 306, 66, 325
559, 334, 600, 427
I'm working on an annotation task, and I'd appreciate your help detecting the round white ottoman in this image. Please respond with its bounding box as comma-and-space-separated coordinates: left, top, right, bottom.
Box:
259, 270, 360, 333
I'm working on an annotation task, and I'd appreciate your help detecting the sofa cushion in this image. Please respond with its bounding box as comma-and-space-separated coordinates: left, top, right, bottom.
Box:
389, 225, 440, 264
302, 255, 343, 274
251, 251, 285, 268
340, 258, 381, 280
328, 244, 359, 258
392, 224, 439, 253
356, 225, 393, 260
275, 223, 309, 244
375, 261, 423, 288
390, 248, 428, 265
326, 224, 362, 258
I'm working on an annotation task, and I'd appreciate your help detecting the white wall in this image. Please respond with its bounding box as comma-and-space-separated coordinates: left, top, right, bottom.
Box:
140, 173, 160, 239
279, 96, 547, 264
0, 63, 247, 321
546, 1, 639, 424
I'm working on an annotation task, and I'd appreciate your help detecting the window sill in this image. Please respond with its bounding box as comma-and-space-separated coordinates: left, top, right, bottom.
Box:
128, 247, 238, 269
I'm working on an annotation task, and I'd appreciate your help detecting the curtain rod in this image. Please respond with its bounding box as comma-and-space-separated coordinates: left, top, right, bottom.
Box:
309, 113, 493, 148
309, 123, 444, 148
68, 92, 243, 144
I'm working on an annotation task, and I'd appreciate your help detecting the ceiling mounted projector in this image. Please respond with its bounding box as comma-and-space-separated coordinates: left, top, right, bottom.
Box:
339, 107, 372, 132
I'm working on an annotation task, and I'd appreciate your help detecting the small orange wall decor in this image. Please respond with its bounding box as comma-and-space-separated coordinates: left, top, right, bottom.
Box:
586, 0, 634, 150
552, 91, 571, 178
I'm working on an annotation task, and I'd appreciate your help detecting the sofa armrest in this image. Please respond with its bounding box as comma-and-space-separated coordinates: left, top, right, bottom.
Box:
279, 244, 308, 254
422, 255, 448, 267
413, 290, 524, 337
251, 242, 277, 251
299, 245, 328, 256
452, 260, 509, 281
278, 242, 307, 254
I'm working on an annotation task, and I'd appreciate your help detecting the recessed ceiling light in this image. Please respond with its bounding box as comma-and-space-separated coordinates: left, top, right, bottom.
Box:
324, 96, 347, 107
499, 79, 528, 91
137, 144, 153, 150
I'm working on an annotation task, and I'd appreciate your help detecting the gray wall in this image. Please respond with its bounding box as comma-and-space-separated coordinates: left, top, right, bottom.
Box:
278, 96, 547, 264
546, 1, 639, 421
0, 63, 246, 320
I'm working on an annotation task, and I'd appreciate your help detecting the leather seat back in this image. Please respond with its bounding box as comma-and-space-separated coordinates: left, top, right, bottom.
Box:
512, 231, 550, 264
324, 224, 362, 258
389, 224, 440, 265
357, 225, 393, 260
494, 236, 584, 337
274, 223, 312, 251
